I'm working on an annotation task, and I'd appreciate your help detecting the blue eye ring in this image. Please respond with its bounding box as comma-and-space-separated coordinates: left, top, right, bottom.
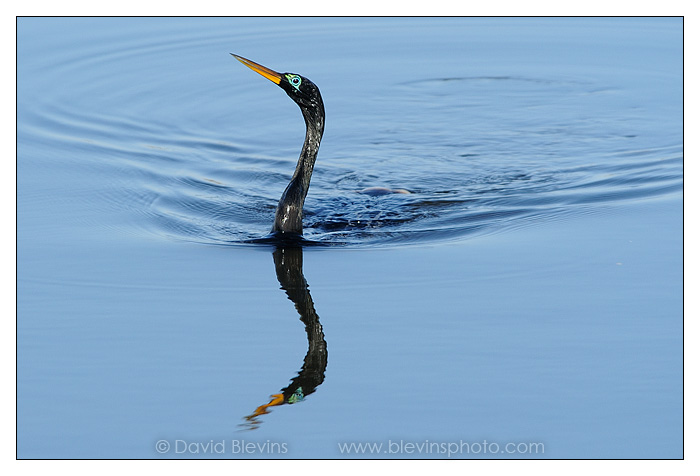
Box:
286, 74, 302, 91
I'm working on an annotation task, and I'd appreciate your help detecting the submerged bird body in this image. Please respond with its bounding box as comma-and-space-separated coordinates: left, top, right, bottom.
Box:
232, 54, 325, 237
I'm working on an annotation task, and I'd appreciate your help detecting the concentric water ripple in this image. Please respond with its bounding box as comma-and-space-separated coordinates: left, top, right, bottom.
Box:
18, 18, 682, 248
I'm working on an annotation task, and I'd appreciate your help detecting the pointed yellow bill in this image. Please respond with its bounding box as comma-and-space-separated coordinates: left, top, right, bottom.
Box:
232, 54, 282, 85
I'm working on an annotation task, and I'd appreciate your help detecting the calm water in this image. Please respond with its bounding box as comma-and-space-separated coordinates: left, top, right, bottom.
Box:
17, 17, 682, 458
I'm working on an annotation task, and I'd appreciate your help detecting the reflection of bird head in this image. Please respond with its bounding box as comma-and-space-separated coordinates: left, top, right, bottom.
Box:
241, 387, 306, 431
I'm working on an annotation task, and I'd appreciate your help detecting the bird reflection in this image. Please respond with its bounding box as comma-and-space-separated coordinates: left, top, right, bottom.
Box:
241, 246, 327, 430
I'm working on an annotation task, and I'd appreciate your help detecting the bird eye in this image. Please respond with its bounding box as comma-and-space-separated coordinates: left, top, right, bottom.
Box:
286, 74, 302, 90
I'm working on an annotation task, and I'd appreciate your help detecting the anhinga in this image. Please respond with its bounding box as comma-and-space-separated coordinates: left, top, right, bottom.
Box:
232, 54, 325, 237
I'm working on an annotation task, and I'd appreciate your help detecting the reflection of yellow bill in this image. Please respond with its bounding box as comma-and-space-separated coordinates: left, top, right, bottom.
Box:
246, 393, 285, 419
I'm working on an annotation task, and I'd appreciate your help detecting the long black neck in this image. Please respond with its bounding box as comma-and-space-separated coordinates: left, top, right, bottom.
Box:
271, 100, 325, 235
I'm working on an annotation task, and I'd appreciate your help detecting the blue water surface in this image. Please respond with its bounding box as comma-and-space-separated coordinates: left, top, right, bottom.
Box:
17, 17, 682, 458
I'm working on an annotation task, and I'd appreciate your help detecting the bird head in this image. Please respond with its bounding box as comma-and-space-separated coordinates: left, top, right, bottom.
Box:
232, 54, 322, 112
